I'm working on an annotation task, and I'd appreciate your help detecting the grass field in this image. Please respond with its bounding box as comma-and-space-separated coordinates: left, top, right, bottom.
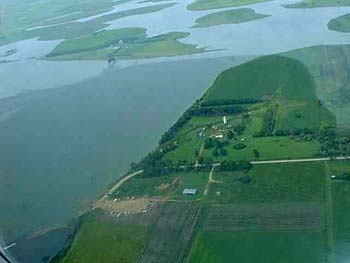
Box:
203, 55, 318, 102
192, 8, 270, 28
59, 212, 148, 263
328, 13, 350, 32
187, 0, 271, 11
110, 174, 176, 199
188, 231, 325, 263
282, 45, 350, 130
328, 161, 350, 262
170, 172, 208, 200
112, 171, 208, 200
284, 0, 350, 8
48, 30, 205, 60
207, 162, 326, 203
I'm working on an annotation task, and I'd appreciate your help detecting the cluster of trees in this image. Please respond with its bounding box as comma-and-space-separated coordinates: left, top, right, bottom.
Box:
189, 105, 247, 117
254, 107, 276, 137
204, 138, 230, 157
218, 160, 252, 171
200, 98, 262, 107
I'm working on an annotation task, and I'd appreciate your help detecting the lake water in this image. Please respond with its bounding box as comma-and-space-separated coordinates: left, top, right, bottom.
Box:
0, 55, 249, 261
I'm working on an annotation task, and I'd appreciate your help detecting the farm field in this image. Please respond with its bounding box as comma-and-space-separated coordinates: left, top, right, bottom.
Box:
187, 0, 272, 11
192, 8, 270, 28
57, 211, 148, 263
328, 161, 350, 262
188, 231, 325, 263
206, 162, 326, 203
138, 202, 201, 263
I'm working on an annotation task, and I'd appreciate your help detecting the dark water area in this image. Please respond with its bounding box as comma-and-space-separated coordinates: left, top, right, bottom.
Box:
0, 56, 251, 262
7, 228, 73, 263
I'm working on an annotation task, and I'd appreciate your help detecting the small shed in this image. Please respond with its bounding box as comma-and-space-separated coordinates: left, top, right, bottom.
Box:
182, 188, 198, 195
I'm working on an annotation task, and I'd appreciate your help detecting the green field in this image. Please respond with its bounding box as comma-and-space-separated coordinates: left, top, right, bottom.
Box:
284, 0, 350, 8
282, 45, 350, 130
110, 174, 177, 199
328, 13, 350, 32
111, 171, 208, 200
48, 30, 205, 60
188, 231, 325, 263
207, 162, 326, 203
187, 0, 272, 11
59, 212, 148, 263
328, 161, 350, 262
192, 8, 270, 28
203, 55, 318, 102
170, 172, 208, 200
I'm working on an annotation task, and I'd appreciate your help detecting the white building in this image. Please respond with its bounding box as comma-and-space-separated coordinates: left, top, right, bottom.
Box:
223, 116, 227, 124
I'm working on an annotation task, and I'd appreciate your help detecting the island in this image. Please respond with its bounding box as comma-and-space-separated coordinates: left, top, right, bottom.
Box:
328, 13, 350, 32
192, 8, 270, 28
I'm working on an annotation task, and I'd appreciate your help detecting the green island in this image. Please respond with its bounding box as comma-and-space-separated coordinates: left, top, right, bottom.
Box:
284, 0, 350, 8
187, 0, 272, 11
328, 13, 350, 32
47, 28, 205, 60
0, 2, 176, 46
52, 46, 350, 263
192, 8, 270, 28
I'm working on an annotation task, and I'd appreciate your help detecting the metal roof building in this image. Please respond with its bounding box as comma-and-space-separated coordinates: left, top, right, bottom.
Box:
182, 188, 198, 195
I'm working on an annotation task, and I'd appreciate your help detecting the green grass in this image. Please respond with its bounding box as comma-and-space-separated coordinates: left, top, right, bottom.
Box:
171, 172, 208, 200
60, 222, 147, 263
48, 31, 205, 60
282, 45, 350, 130
284, 0, 350, 8
276, 100, 335, 131
203, 136, 320, 161
111, 174, 176, 198
49, 27, 146, 57
328, 161, 350, 262
207, 162, 326, 203
187, 0, 272, 11
328, 13, 350, 33
202, 55, 335, 130
188, 231, 325, 263
332, 180, 350, 262
203, 55, 318, 102
192, 8, 270, 28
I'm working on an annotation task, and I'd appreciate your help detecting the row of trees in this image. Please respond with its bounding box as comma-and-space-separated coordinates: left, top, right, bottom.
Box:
253, 107, 276, 137
200, 98, 262, 107
189, 105, 247, 117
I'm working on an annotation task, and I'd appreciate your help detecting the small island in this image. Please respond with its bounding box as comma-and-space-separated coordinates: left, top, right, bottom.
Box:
328, 13, 350, 32
192, 8, 270, 28
187, 0, 272, 11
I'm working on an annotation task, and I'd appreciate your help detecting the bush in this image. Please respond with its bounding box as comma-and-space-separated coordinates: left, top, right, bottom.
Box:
233, 143, 247, 150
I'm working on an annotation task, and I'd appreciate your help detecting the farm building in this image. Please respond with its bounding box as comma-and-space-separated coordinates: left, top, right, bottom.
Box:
182, 188, 197, 195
